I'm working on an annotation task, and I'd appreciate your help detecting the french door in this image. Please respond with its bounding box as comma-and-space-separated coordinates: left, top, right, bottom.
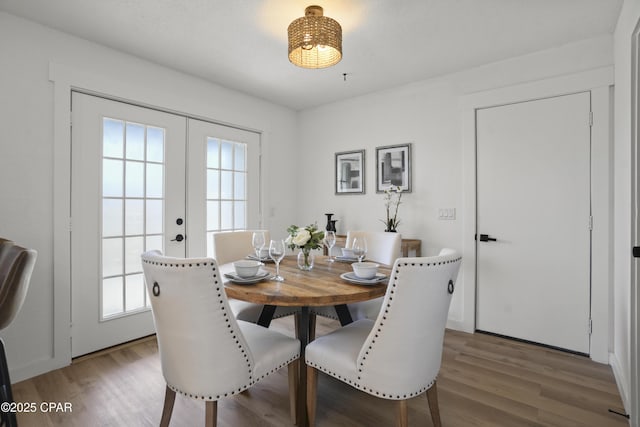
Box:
70, 92, 260, 357
186, 119, 261, 258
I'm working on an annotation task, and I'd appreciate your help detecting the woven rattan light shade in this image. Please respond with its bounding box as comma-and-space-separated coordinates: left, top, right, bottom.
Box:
288, 5, 342, 69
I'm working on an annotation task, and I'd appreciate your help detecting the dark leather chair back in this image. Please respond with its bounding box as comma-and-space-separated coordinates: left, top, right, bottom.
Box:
0, 241, 37, 330
0, 238, 36, 427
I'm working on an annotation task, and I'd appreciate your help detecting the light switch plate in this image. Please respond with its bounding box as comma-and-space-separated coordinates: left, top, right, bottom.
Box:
438, 208, 456, 220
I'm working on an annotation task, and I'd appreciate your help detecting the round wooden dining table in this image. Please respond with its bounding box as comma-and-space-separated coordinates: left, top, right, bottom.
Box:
221, 255, 390, 427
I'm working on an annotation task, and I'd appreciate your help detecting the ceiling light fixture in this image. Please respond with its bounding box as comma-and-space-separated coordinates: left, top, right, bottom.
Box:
288, 5, 342, 69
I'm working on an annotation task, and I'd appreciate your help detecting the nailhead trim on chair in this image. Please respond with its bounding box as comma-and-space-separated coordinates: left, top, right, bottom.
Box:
143, 257, 301, 402
308, 255, 462, 400
167, 354, 299, 401
306, 359, 436, 400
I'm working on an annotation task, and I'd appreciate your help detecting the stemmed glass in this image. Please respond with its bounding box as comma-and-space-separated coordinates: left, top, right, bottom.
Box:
352, 237, 368, 262
324, 230, 336, 262
269, 239, 285, 281
252, 231, 265, 260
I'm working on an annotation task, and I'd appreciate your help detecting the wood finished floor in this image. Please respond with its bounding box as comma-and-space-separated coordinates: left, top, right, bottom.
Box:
12, 317, 628, 427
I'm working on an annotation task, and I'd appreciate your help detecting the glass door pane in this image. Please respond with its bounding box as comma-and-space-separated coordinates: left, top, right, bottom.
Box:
101, 119, 164, 319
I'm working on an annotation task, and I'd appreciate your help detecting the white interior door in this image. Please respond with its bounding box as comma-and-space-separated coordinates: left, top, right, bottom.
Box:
71, 92, 187, 357
476, 92, 591, 354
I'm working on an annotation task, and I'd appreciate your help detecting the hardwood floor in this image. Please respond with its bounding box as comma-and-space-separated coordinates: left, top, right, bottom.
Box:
12, 318, 628, 426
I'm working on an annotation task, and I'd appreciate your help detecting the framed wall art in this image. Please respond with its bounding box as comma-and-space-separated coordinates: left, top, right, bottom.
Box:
335, 150, 365, 194
376, 143, 411, 193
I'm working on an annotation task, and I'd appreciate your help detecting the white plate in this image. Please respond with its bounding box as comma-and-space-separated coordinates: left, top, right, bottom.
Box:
224, 270, 272, 284
340, 272, 387, 285
246, 254, 274, 263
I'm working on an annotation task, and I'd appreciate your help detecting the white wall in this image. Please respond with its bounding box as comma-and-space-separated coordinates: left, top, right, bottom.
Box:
297, 35, 614, 328
613, 0, 640, 418
0, 11, 298, 381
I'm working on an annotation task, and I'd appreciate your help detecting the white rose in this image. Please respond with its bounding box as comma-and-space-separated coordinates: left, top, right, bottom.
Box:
292, 229, 311, 246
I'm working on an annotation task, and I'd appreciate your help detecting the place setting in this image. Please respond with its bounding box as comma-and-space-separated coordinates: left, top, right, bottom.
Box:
225, 236, 287, 284
334, 236, 368, 263
340, 261, 388, 286
224, 260, 272, 284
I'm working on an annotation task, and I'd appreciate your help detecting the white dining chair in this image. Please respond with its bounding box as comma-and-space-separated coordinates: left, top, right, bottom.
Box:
305, 250, 461, 427
141, 250, 301, 427
212, 230, 300, 325
345, 230, 402, 266
211, 230, 270, 265
348, 247, 455, 322
310, 231, 402, 334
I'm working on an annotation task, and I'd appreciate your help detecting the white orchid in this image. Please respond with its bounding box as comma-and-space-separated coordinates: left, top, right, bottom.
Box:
381, 186, 403, 232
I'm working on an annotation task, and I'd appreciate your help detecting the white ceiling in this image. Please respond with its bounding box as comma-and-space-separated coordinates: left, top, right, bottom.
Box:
0, 0, 623, 110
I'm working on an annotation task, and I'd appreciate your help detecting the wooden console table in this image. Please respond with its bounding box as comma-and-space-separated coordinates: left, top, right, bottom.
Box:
325, 235, 421, 257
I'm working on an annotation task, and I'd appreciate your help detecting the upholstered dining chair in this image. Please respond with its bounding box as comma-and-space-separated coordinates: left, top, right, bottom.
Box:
211, 230, 300, 325
0, 239, 37, 427
305, 249, 462, 427
141, 250, 300, 427
310, 231, 402, 335
345, 230, 402, 266
211, 230, 270, 265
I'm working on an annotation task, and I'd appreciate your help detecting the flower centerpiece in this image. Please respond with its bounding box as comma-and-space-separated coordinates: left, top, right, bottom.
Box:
286, 223, 325, 270
381, 185, 403, 232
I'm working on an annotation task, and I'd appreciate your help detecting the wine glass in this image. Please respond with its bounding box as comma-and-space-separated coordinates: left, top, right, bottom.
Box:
352, 237, 368, 262
324, 230, 336, 262
269, 239, 286, 281
252, 231, 265, 260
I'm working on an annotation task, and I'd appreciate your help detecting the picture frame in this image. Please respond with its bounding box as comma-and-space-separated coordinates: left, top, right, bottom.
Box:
376, 143, 412, 193
335, 150, 365, 194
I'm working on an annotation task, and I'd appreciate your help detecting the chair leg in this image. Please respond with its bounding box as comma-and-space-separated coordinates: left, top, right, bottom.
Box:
288, 360, 299, 424
0, 338, 17, 427
159, 386, 176, 427
308, 313, 317, 342
205, 400, 217, 427
306, 365, 318, 427
397, 399, 408, 427
426, 381, 442, 427
294, 313, 300, 339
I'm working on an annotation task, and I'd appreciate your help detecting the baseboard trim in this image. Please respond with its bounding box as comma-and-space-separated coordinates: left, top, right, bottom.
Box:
609, 351, 631, 417
446, 318, 473, 333
10, 356, 69, 384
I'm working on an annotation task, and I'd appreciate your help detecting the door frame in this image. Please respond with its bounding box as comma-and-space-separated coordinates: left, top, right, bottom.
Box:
459, 67, 613, 363
630, 18, 640, 426
42, 62, 265, 380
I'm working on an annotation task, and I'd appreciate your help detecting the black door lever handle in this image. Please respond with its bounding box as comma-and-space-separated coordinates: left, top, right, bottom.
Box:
476, 234, 497, 242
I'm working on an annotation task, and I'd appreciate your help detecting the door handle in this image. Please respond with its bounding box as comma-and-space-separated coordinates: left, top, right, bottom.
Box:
633, 246, 640, 258
171, 234, 185, 242
476, 234, 497, 242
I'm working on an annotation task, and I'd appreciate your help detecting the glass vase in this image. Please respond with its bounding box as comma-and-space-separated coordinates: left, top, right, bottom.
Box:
297, 248, 315, 271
